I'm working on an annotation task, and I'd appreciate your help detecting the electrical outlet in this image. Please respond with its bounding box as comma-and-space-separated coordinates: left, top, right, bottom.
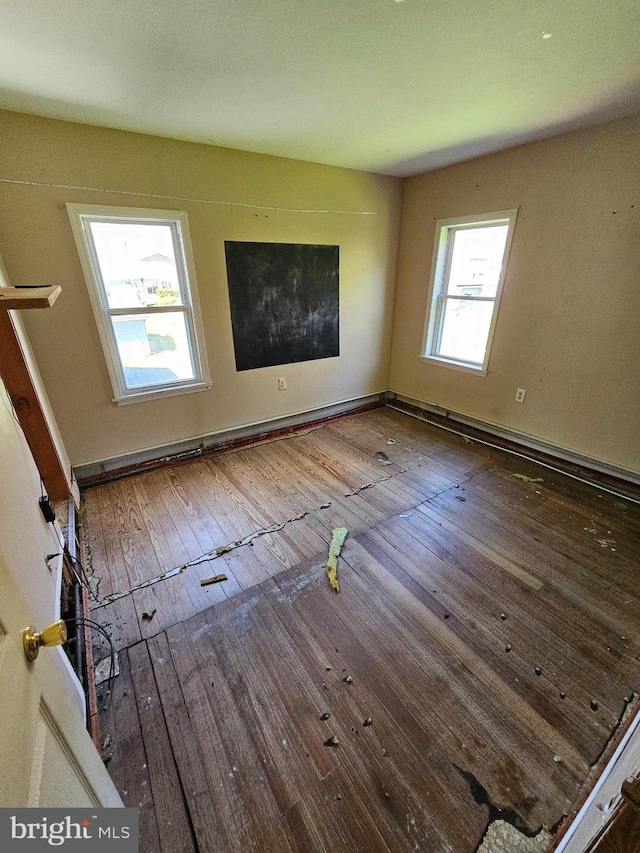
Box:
278, 378, 286, 391
515, 388, 526, 403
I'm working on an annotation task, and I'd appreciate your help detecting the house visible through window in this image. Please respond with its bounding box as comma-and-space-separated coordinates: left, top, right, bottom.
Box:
422, 209, 517, 374
67, 205, 210, 403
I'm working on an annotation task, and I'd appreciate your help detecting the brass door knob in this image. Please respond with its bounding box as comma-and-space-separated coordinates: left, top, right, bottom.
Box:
23, 620, 68, 662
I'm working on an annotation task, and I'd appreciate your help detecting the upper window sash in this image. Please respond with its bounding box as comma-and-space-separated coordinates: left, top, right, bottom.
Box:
82, 217, 191, 311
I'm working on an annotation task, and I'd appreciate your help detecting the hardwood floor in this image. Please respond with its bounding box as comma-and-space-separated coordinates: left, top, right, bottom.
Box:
87, 407, 640, 852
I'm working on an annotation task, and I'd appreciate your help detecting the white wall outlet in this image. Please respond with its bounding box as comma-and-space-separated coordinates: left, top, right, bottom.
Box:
515, 388, 526, 403
278, 378, 287, 391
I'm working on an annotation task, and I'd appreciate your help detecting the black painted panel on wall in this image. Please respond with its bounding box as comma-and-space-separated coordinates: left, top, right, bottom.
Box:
225, 241, 340, 371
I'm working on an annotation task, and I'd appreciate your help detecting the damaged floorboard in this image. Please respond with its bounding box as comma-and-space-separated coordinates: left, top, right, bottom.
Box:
90, 407, 640, 852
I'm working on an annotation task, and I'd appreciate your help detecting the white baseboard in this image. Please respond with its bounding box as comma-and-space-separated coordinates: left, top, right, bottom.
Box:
554, 701, 640, 853
74, 388, 640, 492
387, 391, 640, 487
74, 392, 385, 482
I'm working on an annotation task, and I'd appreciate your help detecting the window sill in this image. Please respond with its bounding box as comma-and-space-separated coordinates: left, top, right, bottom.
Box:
113, 381, 213, 406
419, 355, 487, 377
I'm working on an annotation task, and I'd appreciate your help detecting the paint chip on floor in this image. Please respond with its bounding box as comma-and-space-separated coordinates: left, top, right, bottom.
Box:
478, 820, 551, 852
95, 652, 119, 686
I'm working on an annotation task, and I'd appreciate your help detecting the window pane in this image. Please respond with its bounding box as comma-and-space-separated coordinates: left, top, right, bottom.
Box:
89, 221, 183, 308
111, 312, 195, 390
437, 298, 494, 364
445, 225, 508, 297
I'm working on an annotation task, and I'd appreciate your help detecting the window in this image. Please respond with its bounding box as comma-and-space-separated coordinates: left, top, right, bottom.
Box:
67, 205, 210, 403
421, 209, 517, 374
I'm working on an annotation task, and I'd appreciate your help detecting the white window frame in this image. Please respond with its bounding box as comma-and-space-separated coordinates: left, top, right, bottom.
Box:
421, 209, 518, 376
67, 204, 211, 404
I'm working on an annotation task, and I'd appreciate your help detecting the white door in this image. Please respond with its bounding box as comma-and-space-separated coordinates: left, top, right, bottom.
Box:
0, 376, 121, 808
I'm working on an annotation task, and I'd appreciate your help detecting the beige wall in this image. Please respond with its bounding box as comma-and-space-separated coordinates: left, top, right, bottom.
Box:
390, 115, 640, 475
2, 109, 638, 475
0, 110, 402, 466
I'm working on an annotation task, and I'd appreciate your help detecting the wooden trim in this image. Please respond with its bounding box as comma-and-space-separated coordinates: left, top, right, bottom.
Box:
0, 311, 70, 501
0, 285, 61, 310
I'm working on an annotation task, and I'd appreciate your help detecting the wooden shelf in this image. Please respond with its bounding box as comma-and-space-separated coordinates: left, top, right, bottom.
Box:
0, 285, 62, 310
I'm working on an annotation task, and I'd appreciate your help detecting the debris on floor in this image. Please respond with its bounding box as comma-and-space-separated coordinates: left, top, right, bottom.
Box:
385, 438, 396, 445
201, 574, 228, 586
375, 451, 392, 465
320, 712, 331, 721
345, 476, 392, 496
478, 820, 551, 853
463, 436, 474, 445
93, 564, 189, 609
363, 717, 372, 727
513, 474, 544, 484
326, 527, 348, 592
343, 675, 353, 683
215, 545, 233, 557
91, 505, 325, 609
95, 652, 120, 686
141, 609, 156, 622
325, 736, 339, 747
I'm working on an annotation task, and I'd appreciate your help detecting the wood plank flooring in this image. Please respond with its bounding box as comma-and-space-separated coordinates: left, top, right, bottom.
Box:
88, 407, 640, 852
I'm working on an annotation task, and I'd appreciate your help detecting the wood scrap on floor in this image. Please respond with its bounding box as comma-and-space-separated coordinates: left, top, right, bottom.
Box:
201, 574, 228, 587
326, 526, 348, 592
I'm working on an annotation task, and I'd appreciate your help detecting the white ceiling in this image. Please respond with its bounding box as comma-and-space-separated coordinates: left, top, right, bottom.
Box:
1, 0, 639, 176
